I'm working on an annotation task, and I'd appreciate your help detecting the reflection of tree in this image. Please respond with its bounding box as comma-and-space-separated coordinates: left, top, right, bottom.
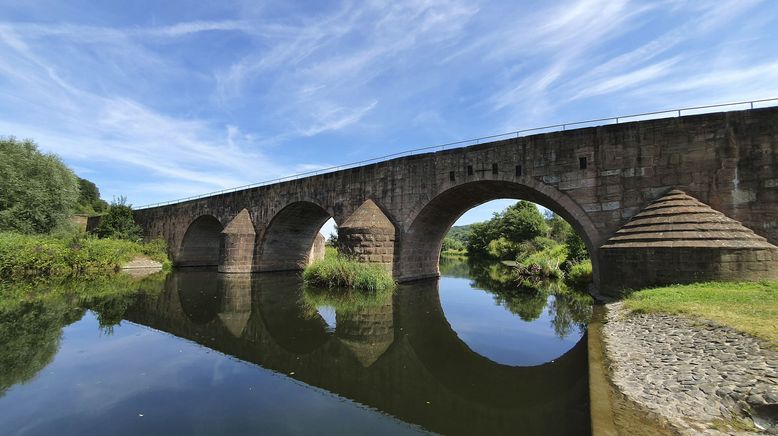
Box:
0, 300, 84, 397
0, 272, 168, 395
548, 291, 593, 338
449, 256, 593, 336
439, 255, 472, 278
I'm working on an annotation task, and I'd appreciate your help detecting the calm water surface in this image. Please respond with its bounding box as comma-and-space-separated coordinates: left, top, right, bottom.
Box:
0, 257, 591, 435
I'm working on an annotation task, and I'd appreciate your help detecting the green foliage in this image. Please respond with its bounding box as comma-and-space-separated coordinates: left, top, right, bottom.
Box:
442, 236, 466, 253
499, 201, 549, 242
515, 243, 568, 281
465, 201, 548, 258
445, 225, 471, 245
0, 232, 169, 281
94, 196, 142, 241
565, 230, 588, 263
0, 137, 80, 234
75, 178, 109, 215
303, 255, 395, 293
566, 259, 593, 290
324, 245, 338, 259
465, 221, 500, 256
546, 213, 573, 243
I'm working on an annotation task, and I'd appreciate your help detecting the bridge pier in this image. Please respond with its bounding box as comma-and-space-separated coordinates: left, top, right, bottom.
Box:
218, 209, 256, 273
337, 199, 396, 274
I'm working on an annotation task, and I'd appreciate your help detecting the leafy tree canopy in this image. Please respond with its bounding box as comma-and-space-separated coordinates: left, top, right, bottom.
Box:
94, 196, 142, 241
0, 137, 80, 234
76, 178, 109, 215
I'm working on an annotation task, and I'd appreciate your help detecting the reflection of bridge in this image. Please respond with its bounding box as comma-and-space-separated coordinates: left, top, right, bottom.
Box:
124, 271, 590, 435
135, 108, 778, 293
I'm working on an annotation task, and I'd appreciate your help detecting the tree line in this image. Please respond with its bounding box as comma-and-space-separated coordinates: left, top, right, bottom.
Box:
0, 137, 140, 239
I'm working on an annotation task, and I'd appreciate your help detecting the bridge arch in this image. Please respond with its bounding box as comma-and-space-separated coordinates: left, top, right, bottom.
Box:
397, 180, 600, 283
258, 201, 334, 272
176, 215, 224, 267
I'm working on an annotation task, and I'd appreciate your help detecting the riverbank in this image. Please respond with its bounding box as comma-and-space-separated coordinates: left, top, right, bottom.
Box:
599, 300, 778, 434
0, 232, 169, 282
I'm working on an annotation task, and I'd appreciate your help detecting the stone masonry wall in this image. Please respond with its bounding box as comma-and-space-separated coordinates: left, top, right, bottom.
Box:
134, 107, 778, 289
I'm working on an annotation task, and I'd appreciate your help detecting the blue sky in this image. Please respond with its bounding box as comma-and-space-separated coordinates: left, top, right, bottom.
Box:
1, 0, 777, 237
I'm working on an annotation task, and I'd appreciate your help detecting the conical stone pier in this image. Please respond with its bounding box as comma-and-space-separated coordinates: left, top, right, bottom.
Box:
599, 189, 778, 295
337, 199, 396, 273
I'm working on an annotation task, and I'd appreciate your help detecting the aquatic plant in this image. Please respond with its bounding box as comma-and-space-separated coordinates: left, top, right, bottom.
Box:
302, 255, 395, 293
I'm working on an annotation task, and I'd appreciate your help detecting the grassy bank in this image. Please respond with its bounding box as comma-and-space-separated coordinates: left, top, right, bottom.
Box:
0, 232, 169, 282
624, 281, 778, 350
303, 255, 395, 293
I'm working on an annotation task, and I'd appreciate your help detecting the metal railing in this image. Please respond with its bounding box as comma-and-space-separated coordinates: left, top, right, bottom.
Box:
136, 97, 778, 209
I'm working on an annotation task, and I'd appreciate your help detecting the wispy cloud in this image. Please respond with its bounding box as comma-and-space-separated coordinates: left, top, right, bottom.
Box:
0, 0, 776, 206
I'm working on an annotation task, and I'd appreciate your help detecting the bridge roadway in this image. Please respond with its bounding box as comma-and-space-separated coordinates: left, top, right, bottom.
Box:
134, 108, 778, 293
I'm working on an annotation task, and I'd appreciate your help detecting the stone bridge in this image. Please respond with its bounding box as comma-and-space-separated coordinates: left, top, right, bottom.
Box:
135, 107, 778, 294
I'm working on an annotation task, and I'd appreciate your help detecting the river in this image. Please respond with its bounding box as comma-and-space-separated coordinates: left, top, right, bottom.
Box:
0, 256, 592, 435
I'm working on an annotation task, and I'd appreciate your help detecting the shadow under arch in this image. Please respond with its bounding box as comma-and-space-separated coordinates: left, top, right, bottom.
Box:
396, 279, 589, 411
176, 215, 224, 267
257, 201, 334, 272
397, 179, 600, 283
254, 272, 331, 354
174, 269, 222, 325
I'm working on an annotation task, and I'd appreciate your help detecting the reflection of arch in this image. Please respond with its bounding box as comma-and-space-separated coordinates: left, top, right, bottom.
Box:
397, 279, 588, 410
177, 215, 223, 267
255, 272, 330, 354
175, 270, 221, 325
258, 201, 333, 272
398, 180, 599, 283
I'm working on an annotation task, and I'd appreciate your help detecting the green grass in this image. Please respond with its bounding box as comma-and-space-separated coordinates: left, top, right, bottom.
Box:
0, 232, 169, 282
324, 245, 338, 259
624, 281, 778, 349
303, 255, 395, 293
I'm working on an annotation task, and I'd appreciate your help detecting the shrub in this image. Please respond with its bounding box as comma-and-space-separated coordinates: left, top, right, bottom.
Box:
0, 232, 169, 281
515, 243, 568, 280
94, 196, 142, 241
303, 255, 394, 293
566, 259, 593, 290
565, 231, 588, 263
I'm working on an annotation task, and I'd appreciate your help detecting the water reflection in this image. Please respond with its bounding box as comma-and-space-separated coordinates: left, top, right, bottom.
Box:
0, 267, 591, 435
441, 255, 592, 332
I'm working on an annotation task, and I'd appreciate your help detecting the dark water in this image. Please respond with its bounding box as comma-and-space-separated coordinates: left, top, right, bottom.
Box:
0, 258, 592, 435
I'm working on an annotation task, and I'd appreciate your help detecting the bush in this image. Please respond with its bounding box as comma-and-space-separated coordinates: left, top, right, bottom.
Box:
303, 255, 395, 293
565, 231, 588, 263
94, 196, 142, 240
0, 138, 80, 234
515, 243, 568, 280
0, 232, 169, 281
566, 259, 593, 290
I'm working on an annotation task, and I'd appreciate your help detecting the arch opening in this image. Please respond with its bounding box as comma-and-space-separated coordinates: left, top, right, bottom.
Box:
398, 180, 599, 284
258, 201, 333, 272
177, 215, 223, 267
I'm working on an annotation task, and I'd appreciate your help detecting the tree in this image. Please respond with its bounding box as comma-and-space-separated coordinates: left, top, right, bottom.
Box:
0, 138, 80, 234
499, 201, 549, 242
546, 213, 573, 243
565, 231, 588, 263
94, 196, 142, 240
76, 178, 108, 215
466, 221, 500, 255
